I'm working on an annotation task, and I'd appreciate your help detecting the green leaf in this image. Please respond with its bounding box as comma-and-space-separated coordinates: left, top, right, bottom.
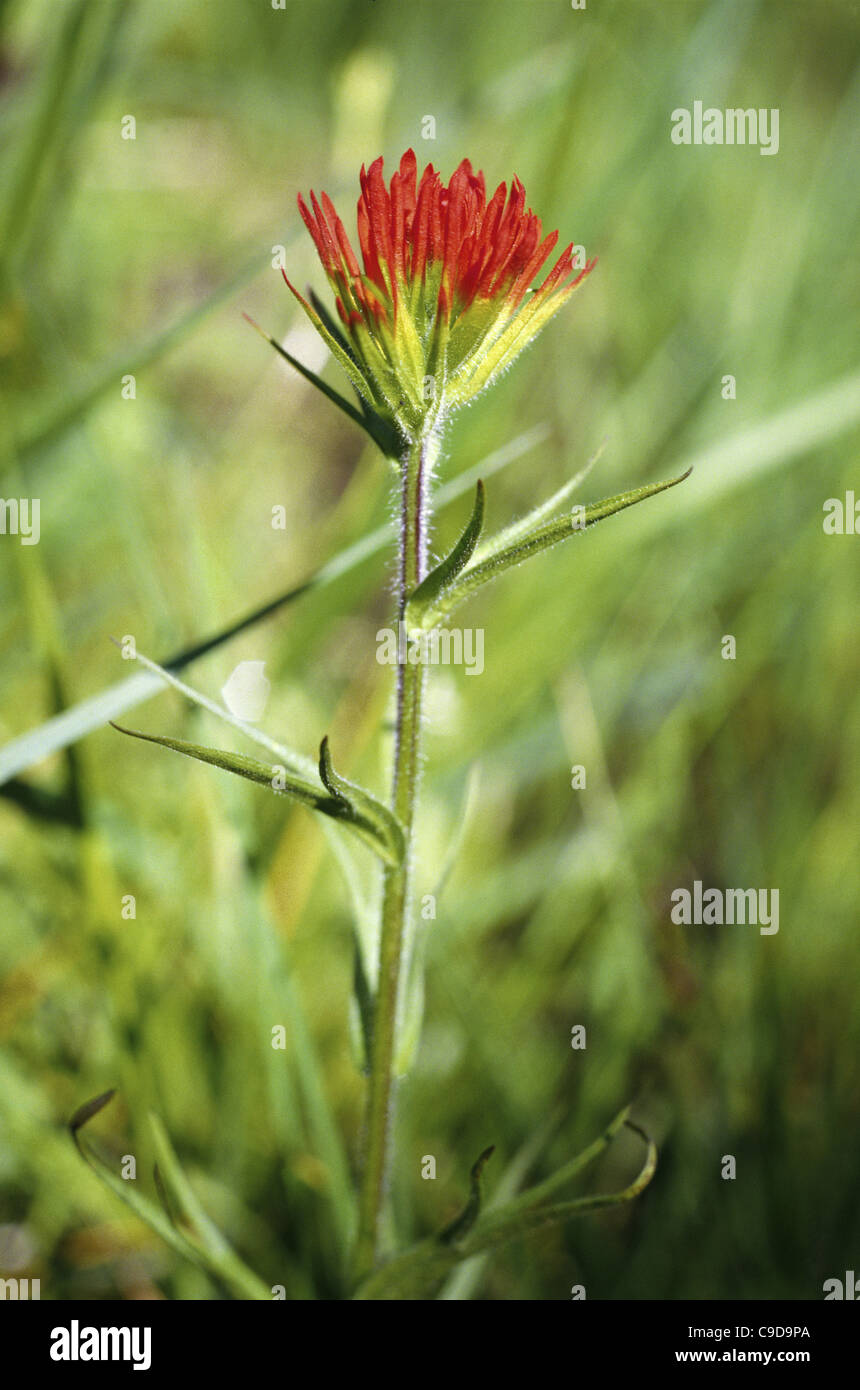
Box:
306, 290, 412, 460
69, 1091, 271, 1299
471, 442, 605, 563
405, 481, 485, 627
318, 736, 405, 866
438, 1146, 495, 1245
354, 1107, 656, 1300
351, 940, 375, 1076
243, 312, 403, 458
148, 1113, 234, 1263
152, 1163, 175, 1227
111, 721, 321, 802
308, 289, 357, 359
110, 723, 404, 866
422, 468, 693, 625
483, 1120, 657, 1240
69, 1087, 117, 1135
437, 1111, 561, 1300
278, 274, 407, 457
0, 423, 549, 785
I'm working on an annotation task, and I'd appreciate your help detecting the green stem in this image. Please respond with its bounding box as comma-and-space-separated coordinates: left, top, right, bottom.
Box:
354, 426, 437, 1282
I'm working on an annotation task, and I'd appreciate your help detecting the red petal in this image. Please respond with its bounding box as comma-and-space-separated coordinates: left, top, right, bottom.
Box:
297, 193, 332, 274
321, 191, 362, 280
507, 227, 559, 307
309, 190, 343, 279
411, 164, 437, 281
399, 148, 418, 221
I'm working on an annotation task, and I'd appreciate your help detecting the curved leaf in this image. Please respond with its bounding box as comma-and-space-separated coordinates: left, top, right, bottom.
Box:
406, 481, 485, 627
471, 441, 605, 563
111, 723, 403, 866
438, 1146, 495, 1245
423, 469, 693, 625
244, 311, 403, 458
354, 1108, 656, 1300
70, 1091, 271, 1300
0, 424, 548, 786
319, 736, 405, 866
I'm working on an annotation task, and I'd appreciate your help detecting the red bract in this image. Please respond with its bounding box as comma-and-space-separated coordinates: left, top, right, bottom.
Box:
286, 150, 595, 436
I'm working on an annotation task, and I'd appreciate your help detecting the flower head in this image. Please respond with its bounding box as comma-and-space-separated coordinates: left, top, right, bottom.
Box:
285, 150, 595, 442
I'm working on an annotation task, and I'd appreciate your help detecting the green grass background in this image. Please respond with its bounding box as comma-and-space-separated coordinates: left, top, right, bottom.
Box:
1, 0, 859, 1299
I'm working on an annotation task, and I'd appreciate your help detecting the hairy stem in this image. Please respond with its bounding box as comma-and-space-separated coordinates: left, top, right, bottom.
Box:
354, 426, 437, 1282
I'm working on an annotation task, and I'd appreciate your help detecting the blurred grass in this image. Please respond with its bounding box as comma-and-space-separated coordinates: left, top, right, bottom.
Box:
1, 0, 859, 1299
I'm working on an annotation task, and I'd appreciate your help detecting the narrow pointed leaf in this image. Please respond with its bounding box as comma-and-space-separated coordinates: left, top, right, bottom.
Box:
70, 1092, 218, 1269
79, 1145, 215, 1273
438, 1111, 562, 1301
406, 481, 485, 627
319, 736, 405, 866
305, 290, 404, 455
439, 1146, 495, 1245
111, 723, 403, 865
486, 1104, 630, 1219
69, 1088, 116, 1138
472, 442, 605, 564
112, 721, 322, 802
308, 288, 357, 359
318, 734, 348, 802
281, 272, 378, 404
119, 645, 319, 781
280, 272, 405, 457
149, 1112, 232, 1260
475, 1117, 655, 1235
251, 304, 402, 456
352, 944, 375, 1075
424, 469, 693, 624
244, 313, 370, 433
70, 1091, 271, 1299
0, 424, 547, 787
354, 1108, 655, 1300
153, 1163, 176, 1228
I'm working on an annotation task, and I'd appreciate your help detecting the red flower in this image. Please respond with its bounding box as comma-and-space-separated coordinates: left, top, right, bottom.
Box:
286, 150, 595, 438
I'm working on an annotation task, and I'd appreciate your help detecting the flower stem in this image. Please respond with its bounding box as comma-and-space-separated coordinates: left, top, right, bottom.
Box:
353, 425, 437, 1282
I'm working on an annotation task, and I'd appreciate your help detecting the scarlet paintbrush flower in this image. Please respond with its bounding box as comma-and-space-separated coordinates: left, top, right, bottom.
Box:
285, 149, 595, 444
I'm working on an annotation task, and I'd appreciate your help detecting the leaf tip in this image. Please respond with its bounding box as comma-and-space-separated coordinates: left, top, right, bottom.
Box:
70, 1088, 117, 1138
318, 734, 333, 787
472, 1144, 495, 1176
